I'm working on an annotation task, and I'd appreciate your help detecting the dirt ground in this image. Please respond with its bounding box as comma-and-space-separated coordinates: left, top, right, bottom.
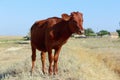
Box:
0, 36, 120, 80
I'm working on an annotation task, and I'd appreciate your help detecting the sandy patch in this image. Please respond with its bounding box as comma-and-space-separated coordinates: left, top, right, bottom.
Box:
6, 47, 22, 51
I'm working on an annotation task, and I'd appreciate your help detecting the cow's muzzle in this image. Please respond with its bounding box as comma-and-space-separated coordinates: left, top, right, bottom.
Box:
77, 30, 84, 34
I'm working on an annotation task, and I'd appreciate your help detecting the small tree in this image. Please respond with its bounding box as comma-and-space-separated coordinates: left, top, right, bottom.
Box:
97, 30, 110, 37
85, 28, 96, 37
24, 32, 31, 40
116, 29, 120, 37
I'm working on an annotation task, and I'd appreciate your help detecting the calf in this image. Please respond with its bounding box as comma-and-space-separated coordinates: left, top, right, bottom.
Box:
31, 11, 84, 75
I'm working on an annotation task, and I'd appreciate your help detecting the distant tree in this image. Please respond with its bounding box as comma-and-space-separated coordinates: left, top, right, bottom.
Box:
97, 30, 110, 37
116, 29, 120, 37
85, 28, 96, 37
24, 32, 31, 40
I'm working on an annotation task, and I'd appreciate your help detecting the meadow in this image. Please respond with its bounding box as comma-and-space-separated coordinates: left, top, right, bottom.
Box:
0, 36, 120, 80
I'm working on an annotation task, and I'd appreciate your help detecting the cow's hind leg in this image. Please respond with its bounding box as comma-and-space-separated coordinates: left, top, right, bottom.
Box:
41, 51, 46, 74
31, 46, 36, 75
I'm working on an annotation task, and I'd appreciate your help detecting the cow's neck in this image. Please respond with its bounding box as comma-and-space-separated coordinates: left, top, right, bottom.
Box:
53, 23, 73, 46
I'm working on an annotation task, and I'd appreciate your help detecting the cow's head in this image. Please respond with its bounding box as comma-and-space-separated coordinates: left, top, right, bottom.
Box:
62, 12, 84, 34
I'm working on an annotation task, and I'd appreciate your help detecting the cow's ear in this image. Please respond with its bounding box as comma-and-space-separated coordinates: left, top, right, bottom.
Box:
61, 14, 71, 21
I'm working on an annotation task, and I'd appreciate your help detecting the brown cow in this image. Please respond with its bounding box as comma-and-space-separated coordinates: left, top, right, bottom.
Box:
30, 12, 84, 75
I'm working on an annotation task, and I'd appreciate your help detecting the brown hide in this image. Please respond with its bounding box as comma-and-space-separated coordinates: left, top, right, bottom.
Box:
31, 17, 62, 51
30, 11, 84, 75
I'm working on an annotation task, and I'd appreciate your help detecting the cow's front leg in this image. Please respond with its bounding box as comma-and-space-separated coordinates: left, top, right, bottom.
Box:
53, 47, 61, 75
41, 51, 46, 74
48, 50, 53, 75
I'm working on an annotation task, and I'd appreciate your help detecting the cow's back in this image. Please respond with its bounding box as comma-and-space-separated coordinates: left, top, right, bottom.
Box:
31, 17, 61, 51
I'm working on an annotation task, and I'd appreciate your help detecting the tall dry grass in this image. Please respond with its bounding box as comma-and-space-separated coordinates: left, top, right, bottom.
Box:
0, 37, 120, 80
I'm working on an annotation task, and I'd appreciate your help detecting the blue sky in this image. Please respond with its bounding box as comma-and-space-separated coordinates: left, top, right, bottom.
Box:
0, 0, 120, 35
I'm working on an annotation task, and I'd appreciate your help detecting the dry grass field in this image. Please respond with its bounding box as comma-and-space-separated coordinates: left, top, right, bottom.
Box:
0, 36, 120, 80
